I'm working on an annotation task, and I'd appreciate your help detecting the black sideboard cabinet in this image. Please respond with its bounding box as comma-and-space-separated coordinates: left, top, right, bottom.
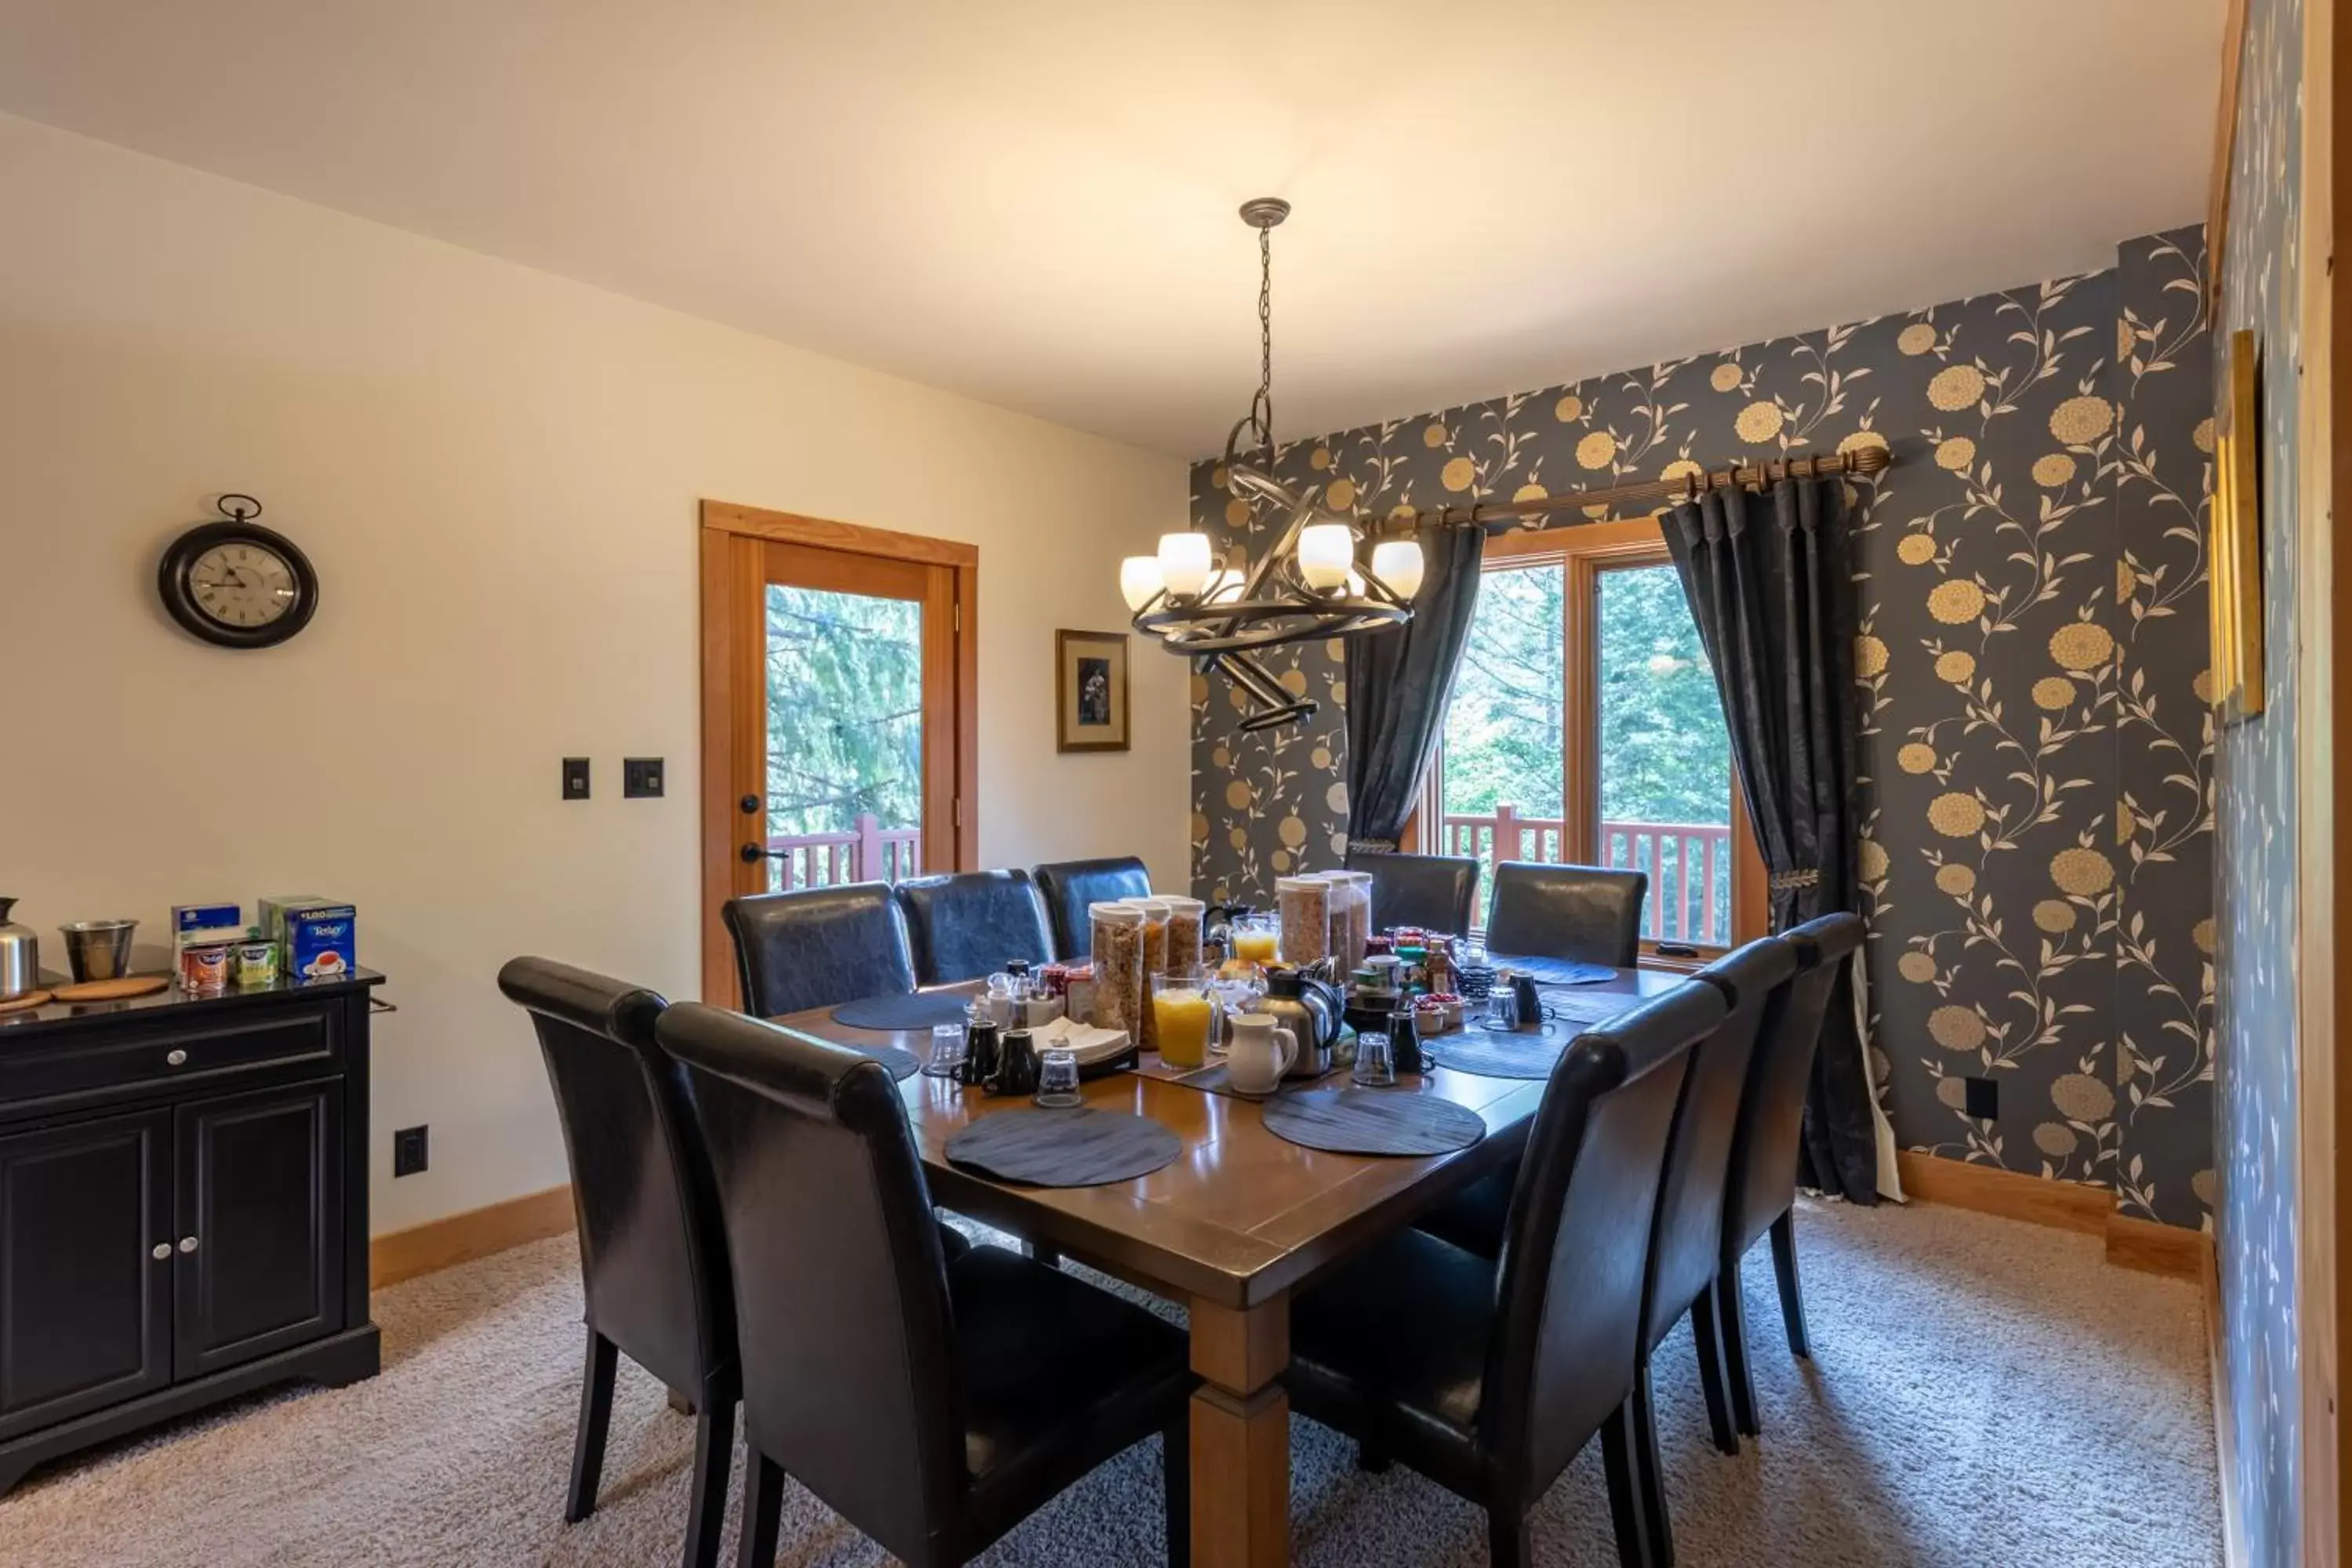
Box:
0, 969, 385, 1496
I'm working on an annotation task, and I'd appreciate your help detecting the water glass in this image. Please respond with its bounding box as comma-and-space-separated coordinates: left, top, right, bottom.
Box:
924, 1022, 968, 1080
1486, 981, 1522, 1030
1034, 1046, 1083, 1108
1352, 1031, 1396, 1088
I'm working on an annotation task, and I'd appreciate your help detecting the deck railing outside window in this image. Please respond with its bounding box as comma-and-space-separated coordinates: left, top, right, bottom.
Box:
1440, 805, 1733, 948
764, 813, 921, 890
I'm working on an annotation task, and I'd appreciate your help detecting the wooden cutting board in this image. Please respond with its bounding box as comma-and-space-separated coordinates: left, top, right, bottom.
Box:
0, 989, 53, 1014
50, 975, 170, 1003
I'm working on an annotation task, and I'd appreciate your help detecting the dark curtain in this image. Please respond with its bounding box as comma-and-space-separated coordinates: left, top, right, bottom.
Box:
1662, 477, 1879, 1204
1342, 520, 1486, 851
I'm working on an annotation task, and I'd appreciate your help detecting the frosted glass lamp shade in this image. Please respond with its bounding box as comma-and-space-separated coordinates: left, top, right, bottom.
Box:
1297, 523, 1355, 590
1120, 555, 1166, 611
1157, 532, 1214, 597
1206, 565, 1247, 604
1370, 538, 1425, 601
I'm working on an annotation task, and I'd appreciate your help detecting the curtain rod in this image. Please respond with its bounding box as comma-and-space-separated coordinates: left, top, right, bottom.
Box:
1396, 445, 1893, 536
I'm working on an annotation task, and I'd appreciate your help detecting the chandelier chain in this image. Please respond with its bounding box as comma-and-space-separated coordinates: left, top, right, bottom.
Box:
1257, 222, 1273, 464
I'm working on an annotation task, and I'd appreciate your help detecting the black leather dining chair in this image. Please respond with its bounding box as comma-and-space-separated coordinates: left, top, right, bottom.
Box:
1029, 855, 1152, 959
495, 958, 736, 1568
721, 883, 916, 1017
655, 1002, 1196, 1568
1485, 862, 1648, 967
1286, 980, 1728, 1568
1716, 911, 1865, 1439
895, 869, 1054, 985
1348, 850, 1479, 935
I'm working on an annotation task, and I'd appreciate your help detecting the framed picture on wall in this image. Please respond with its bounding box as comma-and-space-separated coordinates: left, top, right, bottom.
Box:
1056, 630, 1130, 753
2209, 328, 2265, 723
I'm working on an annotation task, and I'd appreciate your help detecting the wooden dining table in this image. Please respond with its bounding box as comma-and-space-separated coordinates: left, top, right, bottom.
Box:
769, 964, 1679, 1567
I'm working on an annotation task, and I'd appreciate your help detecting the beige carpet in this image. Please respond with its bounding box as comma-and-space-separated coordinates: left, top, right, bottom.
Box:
0, 1198, 2220, 1567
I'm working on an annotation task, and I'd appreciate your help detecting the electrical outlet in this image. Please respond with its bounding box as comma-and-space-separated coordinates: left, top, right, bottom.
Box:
393, 1124, 429, 1178
623, 757, 665, 799
562, 757, 590, 800
1962, 1076, 1998, 1122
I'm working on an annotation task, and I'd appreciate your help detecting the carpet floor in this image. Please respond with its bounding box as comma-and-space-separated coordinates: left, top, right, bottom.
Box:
0, 1197, 2220, 1567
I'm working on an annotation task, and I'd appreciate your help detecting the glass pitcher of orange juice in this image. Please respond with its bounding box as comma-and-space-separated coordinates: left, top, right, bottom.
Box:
1229, 913, 1279, 967
1151, 971, 1219, 1070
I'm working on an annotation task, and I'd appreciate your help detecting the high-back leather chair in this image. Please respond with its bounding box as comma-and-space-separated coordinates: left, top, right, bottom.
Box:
1716, 911, 1865, 1439
495, 959, 735, 1568
655, 1002, 1196, 1568
895, 869, 1054, 985
1625, 935, 1797, 1564
1285, 979, 1728, 1568
1029, 856, 1151, 959
1485, 862, 1648, 967
721, 884, 916, 1018
1348, 850, 1479, 935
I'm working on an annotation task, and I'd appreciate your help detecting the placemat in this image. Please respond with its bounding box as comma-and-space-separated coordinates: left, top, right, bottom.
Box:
1261, 1087, 1486, 1157
832, 992, 973, 1031
1491, 954, 1619, 986
1537, 989, 1646, 1028
856, 1044, 921, 1082
944, 1108, 1181, 1187
1425, 1025, 1569, 1080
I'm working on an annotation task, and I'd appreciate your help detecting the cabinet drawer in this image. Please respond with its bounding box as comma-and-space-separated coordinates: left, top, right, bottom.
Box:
0, 1009, 337, 1107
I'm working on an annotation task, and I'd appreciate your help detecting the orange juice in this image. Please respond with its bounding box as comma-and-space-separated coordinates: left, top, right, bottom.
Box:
1153, 987, 1215, 1069
1232, 930, 1278, 964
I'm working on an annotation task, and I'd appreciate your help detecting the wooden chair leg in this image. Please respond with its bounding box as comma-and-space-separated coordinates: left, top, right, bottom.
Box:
1689, 1286, 1739, 1456
1599, 1400, 1653, 1568
565, 1328, 619, 1523
681, 1399, 735, 1568
1769, 1209, 1810, 1359
1486, 1504, 1532, 1568
1161, 1414, 1189, 1567
735, 1453, 785, 1568
1718, 1266, 1761, 1439
1632, 1361, 1675, 1568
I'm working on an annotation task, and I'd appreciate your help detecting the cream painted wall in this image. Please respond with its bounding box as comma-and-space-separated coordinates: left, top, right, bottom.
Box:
0, 113, 1192, 1234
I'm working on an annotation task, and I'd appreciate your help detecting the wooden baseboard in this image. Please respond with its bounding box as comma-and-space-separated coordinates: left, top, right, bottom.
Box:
369, 1184, 576, 1289
1891, 1150, 2210, 1279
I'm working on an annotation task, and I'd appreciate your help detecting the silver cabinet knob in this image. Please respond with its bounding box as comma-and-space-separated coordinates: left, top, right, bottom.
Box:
165, 1049, 188, 1066
178, 1236, 198, 1254
151, 1242, 172, 1261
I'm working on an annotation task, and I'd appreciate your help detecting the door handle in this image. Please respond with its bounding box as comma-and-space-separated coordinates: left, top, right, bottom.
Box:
151, 1243, 172, 1261
178, 1236, 199, 1254
741, 843, 789, 864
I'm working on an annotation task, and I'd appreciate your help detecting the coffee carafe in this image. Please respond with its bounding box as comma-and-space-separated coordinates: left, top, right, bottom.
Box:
1259, 965, 1342, 1080
0, 898, 37, 999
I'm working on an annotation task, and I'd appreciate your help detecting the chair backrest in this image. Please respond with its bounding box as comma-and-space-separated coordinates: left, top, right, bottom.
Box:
1484, 862, 1648, 966
1483, 978, 1726, 1496
1722, 912, 1864, 1262
722, 883, 916, 1018
1641, 936, 1797, 1353
496, 958, 733, 1400
657, 1002, 966, 1563
1348, 851, 1479, 936
1029, 856, 1151, 959
895, 869, 1054, 985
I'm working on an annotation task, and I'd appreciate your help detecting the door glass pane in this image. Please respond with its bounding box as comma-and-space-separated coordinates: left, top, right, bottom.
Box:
764, 584, 924, 891
1440, 562, 1566, 920
1595, 564, 1733, 947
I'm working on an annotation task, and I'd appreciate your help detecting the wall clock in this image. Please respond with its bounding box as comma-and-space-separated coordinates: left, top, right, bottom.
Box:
157, 494, 318, 649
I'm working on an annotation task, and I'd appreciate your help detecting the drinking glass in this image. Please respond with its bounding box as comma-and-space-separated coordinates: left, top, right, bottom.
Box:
1486, 981, 1522, 1030
1034, 1046, 1083, 1107
1229, 913, 1279, 967
924, 1022, 968, 1080
1352, 1031, 1396, 1088
1151, 971, 1219, 1070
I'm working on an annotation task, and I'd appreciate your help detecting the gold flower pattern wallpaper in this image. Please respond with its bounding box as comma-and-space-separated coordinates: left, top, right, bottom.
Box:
1187, 227, 2216, 1233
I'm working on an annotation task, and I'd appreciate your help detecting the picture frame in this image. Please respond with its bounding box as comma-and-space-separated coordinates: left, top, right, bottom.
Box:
2209, 328, 2265, 723
1055, 630, 1130, 753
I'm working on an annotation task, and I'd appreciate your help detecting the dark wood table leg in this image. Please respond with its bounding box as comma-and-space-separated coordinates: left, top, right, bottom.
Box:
1188, 1294, 1290, 1567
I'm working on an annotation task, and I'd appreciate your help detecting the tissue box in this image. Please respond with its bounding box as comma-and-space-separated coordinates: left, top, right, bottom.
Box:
171, 903, 242, 948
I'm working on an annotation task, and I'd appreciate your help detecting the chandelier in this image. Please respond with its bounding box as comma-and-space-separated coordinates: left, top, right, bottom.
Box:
1119, 198, 1423, 732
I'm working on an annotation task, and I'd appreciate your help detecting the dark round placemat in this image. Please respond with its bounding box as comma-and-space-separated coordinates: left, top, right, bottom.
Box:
1425, 1026, 1568, 1080
945, 1108, 1182, 1187
856, 1044, 920, 1082
1261, 1086, 1486, 1156
1492, 954, 1620, 986
832, 992, 973, 1030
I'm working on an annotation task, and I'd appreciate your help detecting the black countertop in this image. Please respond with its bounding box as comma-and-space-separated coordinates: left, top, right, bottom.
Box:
0, 967, 387, 1040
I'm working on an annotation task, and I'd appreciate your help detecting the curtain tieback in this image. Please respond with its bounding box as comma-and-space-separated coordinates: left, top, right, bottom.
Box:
1768, 868, 1821, 892
1346, 837, 1399, 855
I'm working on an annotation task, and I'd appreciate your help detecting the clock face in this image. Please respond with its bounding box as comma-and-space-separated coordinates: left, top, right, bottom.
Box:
188, 540, 299, 630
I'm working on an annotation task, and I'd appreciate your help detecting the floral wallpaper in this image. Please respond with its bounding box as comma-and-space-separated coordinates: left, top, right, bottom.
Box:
1187, 228, 2216, 1232
2212, 0, 2304, 1559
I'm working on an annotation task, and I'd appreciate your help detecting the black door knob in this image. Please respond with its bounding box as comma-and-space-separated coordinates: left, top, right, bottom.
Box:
739, 794, 760, 815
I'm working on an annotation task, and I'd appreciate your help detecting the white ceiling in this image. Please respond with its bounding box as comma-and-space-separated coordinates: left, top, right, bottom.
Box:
0, 1, 2222, 457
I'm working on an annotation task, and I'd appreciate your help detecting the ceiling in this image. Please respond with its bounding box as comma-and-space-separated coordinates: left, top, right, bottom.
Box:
0, 1, 2223, 457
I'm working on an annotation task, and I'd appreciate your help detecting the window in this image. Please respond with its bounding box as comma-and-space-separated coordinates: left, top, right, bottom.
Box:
1427, 516, 1761, 956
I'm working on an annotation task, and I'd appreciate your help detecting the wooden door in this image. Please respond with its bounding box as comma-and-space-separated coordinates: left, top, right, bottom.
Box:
174, 1081, 344, 1379
700, 501, 978, 1005
0, 1109, 173, 1439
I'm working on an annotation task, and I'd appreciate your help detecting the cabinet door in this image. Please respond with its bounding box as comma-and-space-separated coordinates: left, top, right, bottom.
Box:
175, 1081, 344, 1379
0, 1109, 174, 1439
